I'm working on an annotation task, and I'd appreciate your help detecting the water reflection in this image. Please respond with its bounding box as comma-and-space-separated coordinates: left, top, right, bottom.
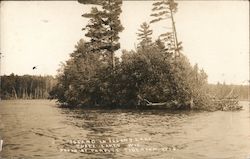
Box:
0, 100, 249, 159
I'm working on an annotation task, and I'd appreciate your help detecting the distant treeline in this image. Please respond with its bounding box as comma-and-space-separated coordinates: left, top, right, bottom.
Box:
208, 83, 249, 101
1, 73, 248, 102
0, 74, 56, 99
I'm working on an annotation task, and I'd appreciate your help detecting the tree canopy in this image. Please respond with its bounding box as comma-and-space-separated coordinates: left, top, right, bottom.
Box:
50, 0, 241, 111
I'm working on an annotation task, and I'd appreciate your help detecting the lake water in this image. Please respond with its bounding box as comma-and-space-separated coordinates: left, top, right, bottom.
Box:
0, 100, 249, 159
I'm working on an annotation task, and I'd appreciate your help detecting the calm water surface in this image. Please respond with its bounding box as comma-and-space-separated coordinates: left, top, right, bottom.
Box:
0, 100, 249, 159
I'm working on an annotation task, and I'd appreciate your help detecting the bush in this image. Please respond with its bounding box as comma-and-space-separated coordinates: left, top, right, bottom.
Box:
50, 39, 212, 110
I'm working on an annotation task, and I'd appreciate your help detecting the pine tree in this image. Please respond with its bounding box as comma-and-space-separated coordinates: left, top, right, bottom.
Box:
101, 0, 124, 68
82, 7, 107, 55
137, 22, 153, 48
150, 0, 182, 56
82, 0, 124, 68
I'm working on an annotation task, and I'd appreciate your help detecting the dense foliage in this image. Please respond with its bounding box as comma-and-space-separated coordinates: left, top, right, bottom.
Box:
50, 0, 244, 110
50, 37, 212, 109
0, 74, 56, 99
118, 41, 210, 109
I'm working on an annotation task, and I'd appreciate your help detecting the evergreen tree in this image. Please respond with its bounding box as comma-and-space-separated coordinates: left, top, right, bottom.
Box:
150, 0, 182, 56
82, 7, 107, 56
102, 0, 124, 68
82, 0, 124, 68
137, 22, 153, 48
50, 39, 103, 106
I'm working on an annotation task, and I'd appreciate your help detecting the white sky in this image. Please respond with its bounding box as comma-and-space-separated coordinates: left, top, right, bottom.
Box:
0, 1, 249, 85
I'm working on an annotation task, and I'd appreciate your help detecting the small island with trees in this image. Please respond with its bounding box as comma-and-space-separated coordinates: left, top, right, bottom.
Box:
1, 1, 249, 158
48, 0, 244, 111
1, 0, 246, 111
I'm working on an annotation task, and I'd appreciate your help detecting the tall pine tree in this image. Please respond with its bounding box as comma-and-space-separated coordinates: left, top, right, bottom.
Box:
102, 0, 124, 68
150, 0, 182, 56
137, 22, 153, 48
82, 7, 107, 56
82, 0, 124, 68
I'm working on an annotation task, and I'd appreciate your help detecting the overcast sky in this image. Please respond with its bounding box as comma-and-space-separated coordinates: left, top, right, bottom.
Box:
0, 1, 249, 85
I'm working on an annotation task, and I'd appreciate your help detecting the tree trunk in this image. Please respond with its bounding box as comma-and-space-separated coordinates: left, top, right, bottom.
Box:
169, 4, 179, 57
12, 87, 17, 99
